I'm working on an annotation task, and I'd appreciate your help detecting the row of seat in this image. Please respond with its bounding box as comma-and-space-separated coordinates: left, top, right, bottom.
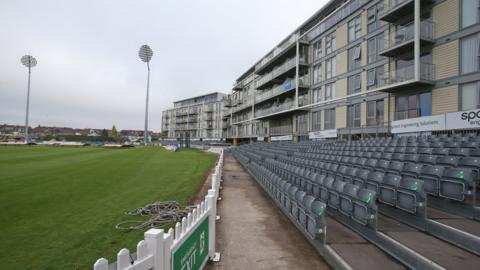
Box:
234, 149, 379, 227
234, 152, 327, 239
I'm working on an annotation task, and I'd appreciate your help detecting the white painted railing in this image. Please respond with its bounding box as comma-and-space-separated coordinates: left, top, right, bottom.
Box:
94, 150, 224, 270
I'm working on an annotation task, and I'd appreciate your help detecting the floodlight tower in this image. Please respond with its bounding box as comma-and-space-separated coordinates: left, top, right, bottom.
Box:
21, 55, 37, 144
138, 45, 153, 146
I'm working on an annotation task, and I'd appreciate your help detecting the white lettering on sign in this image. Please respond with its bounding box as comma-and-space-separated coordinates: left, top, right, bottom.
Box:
391, 114, 445, 133
446, 109, 480, 130
309, 129, 337, 139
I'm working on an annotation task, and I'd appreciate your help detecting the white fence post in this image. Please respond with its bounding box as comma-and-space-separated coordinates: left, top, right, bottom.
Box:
93, 258, 108, 270
144, 229, 165, 270
163, 229, 173, 270
207, 191, 217, 260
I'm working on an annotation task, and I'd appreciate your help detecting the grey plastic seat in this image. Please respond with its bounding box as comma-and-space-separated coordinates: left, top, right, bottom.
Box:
404, 154, 419, 164
365, 158, 378, 170
418, 155, 437, 165
339, 183, 360, 216
328, 180, 346, 209
419, 165, 444, 195
379, 174, 401, 206
320, 176, 334, 203
386, 161, 404, 175
307, 200, 327, 238
392, 153, 405, 161
405, 147, 418, 154
282, 183, 292, 209
380, 152, 393, 161
440, 168, 475, 201
343, 167, 358, 183
402, 163, 423, 178
353, 169, 370, 187
299, 195, 315, 228
375, 160, 390, 172
396, 178, 425, 214
352, 189, 377, 226
462, 141, 479, 149
459, 157, 480, 178
449, 148, 470, 157
292, 190, 306, 219
432, 148, 450, 156
436, 156, 459, 168
418, 147, 433, 155
365, 171, 385, 192
445, 141, 461, 148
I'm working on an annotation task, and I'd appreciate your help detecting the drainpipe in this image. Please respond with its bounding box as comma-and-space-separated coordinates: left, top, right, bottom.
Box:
414, 0, 420, 81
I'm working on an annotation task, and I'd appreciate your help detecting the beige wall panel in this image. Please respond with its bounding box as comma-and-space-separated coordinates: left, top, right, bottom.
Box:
336, 106, 347, 129
337, 51, 348, 75
337, 23, 348, 49
433, 40, 459, 80
361, 101, 367, 126
432, 0, 459, 38
336, 78, 347, 98
432, 85, 459, 114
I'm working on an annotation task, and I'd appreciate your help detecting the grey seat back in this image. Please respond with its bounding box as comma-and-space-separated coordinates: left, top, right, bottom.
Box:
352, 189, 377, 226
379, 174, 401, 206
397, 177, 424, 214
440, 168, 474, 201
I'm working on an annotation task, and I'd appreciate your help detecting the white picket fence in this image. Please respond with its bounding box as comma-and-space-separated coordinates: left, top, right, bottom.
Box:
94, 149, 224, 270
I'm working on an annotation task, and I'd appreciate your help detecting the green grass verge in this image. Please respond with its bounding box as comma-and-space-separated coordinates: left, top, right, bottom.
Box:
0, 146, 217, 270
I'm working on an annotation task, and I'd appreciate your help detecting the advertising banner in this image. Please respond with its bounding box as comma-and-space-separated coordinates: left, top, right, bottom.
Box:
271, 135, 293, 141
309, 129, 338, 139
172, 217, 209, 270
391, 114, 446, 133
446, 109, 480, 130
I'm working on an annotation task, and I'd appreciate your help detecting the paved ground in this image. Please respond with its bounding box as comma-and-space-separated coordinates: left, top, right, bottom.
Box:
205, 154, 330, 270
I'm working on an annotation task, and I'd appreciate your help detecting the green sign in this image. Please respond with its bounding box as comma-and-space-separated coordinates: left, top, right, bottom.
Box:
173, 217, 209, 270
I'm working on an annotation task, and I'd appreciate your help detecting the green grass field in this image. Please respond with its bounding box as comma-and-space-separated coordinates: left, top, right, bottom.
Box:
0, 146, 217, 270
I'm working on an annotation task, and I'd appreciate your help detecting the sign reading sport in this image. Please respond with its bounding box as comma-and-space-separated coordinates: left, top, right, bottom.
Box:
173, 217, 209, 270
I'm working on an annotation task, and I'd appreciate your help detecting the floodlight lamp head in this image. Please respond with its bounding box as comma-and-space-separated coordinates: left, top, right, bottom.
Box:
138, 45, 153, 63
21, 55, 37, 68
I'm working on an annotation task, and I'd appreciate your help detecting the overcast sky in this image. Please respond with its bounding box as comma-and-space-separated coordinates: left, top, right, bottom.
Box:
0, 0, 328, 131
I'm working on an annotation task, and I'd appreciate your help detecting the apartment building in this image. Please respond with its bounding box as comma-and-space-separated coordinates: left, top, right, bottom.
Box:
227, 0, 480, 143
161, 92, 230, 140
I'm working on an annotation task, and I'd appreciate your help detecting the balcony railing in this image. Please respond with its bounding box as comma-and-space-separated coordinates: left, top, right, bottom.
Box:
255, 34, 306, 72
255, 76, 310, 104
381, 20, 434, 52
232, 99, 253, 113
379, 62, 435, 87
270, 125, 293, 136
380, 0, 411, 14
255, 56, 306, 89
255, 100, 295, 118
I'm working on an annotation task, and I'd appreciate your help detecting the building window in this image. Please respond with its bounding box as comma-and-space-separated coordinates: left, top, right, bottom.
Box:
461, 81, 480, 110
326, 57, 336, 79
461, 33, 480, 74
313, 87, 322, 103
367, 4, 384, 33
324, 108, 336, 129
395, 92, 431, 120
348, 16, 362, 42
347, 73, 361, 94
313, 40, 322, 60
296, 113, 308, 132
462, 0, 480, 28
348, 45, 362, 71
325, 32, 336, 55
312, 111, 321, 131
367, 33, 385, 64
367, 99, 384, 126
347, 103, 361, 128
313, 63, 322, 84
325, 83, 335, 101
367, 65, 385, 90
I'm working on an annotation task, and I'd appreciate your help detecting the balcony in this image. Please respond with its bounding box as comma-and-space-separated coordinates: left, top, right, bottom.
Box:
255, 57, 308, 90
255, 34, 308, 75
255, 100, 295, 119
270, 125, 293, 136
378, 62, 435, 93
379, 0, 435, 23
379, 20, 434, 58
232, 81, 244, 90
232, 99, 253, 114
255, 76, 310, 105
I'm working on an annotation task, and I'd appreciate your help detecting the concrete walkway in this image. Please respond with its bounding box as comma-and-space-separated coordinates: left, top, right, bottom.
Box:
205, 154, 330, 270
